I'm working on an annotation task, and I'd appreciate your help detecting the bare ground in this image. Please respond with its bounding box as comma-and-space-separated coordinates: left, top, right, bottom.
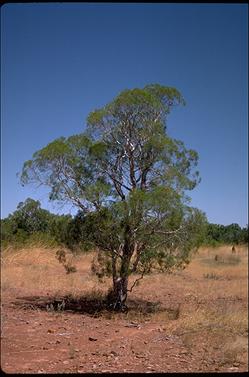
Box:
1, 245, 248, 373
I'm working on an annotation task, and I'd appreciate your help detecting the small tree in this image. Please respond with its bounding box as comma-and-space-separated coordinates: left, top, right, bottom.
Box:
21, 84, 207, 310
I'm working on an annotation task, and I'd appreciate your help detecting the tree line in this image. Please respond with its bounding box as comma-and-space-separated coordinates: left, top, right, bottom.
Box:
1, 197, 247, 250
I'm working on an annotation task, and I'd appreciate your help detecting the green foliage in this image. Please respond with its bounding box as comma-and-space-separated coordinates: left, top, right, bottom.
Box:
12, 198, 51, 234
0, 198, 66, 249
66, 207, 121, 252
48, 214, 72, 245
204, 223, 248, 246
20, 135, 111, 212
27, 232, 59, 248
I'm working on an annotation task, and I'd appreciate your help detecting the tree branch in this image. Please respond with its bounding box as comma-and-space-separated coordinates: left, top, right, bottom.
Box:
127, 265, 148, 293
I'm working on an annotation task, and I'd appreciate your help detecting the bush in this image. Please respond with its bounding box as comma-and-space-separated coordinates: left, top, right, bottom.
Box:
55, 249, 77, 274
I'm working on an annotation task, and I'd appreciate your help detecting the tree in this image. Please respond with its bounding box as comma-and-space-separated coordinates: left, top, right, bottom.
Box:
14, 198, 52, 234
2, 198, 51, 237
20, 84, 207, 310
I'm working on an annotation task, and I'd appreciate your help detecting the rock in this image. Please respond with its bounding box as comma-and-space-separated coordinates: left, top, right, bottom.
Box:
89, 337, 98, 341
125, 322, 140, 328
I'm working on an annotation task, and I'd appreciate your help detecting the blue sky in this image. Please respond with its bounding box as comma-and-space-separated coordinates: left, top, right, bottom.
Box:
1, 3, 248, 227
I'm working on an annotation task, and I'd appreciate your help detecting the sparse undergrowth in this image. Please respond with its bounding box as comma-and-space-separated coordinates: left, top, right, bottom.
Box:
1, 244, 248, 372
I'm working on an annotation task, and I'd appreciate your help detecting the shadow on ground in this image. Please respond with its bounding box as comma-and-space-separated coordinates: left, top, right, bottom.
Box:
12, 294, 180, 319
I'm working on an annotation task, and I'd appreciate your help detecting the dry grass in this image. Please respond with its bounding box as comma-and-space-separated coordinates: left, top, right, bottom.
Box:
1, 246, 106, 298
128, 244, 248, 367
1, 244, 248, 368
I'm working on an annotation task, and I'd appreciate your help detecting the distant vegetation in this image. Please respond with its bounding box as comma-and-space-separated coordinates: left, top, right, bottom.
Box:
1, 197, 248, 251
205, 222, 248, 246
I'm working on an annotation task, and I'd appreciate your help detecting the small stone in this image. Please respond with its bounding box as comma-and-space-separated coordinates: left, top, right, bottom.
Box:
89, 336, 97, 341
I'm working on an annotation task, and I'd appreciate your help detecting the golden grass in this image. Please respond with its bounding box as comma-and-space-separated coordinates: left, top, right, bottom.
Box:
1, 247, 105, 297
1, 244, 248, 367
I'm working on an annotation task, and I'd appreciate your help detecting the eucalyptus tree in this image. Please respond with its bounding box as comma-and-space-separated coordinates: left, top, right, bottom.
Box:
21, 84, 207, 310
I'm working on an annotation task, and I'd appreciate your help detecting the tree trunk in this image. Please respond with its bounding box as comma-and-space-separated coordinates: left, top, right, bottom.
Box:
108, 220, 134, 311
111, 276, 128, 311
108, 250, 131, 311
